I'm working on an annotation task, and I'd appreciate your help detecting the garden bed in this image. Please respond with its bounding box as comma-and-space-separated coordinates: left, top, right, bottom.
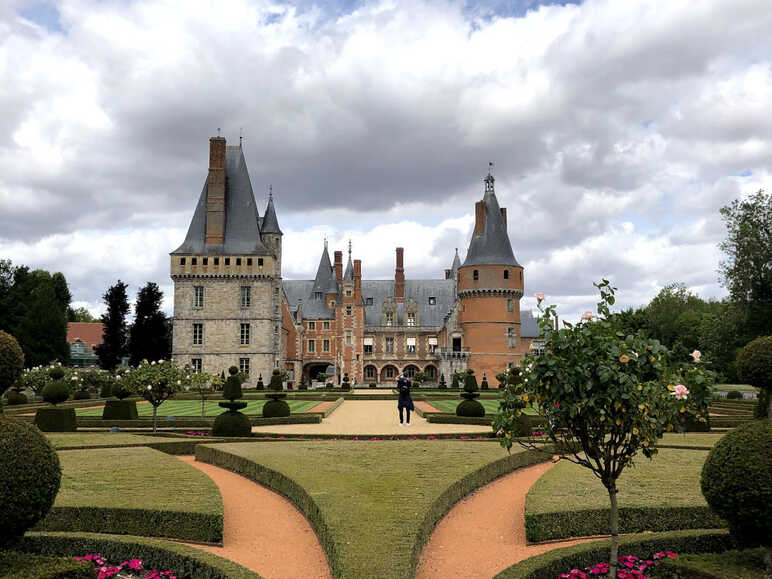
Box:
36, 447, 223, 542
524, 449, 725, 542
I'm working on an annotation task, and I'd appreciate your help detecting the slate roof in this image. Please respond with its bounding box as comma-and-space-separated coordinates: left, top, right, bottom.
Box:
283, 280, 335, 320
451, 249, 461, 274
463, 176, 520, 267
261, 193, 282, 234
520, 311, 541, 338
311, 245, 340, 296
343, 254, 354, 281
171, 146, 270, 255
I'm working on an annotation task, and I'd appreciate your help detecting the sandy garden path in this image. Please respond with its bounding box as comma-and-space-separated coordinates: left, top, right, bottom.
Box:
178, 456, 332, 579
417, 461, 599, 579
251, 400, 492, 435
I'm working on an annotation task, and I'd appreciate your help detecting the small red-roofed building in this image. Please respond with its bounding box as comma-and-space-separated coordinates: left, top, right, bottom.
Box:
67, 322, 103, 367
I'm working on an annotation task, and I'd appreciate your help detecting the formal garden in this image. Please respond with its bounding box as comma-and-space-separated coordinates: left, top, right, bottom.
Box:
1, 281, 771, 579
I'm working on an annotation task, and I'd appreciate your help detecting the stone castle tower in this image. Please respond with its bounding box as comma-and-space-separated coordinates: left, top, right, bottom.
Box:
169, 136, 283, 378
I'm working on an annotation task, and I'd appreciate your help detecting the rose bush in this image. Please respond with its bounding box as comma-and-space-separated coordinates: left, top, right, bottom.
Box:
122, 360, 190, 432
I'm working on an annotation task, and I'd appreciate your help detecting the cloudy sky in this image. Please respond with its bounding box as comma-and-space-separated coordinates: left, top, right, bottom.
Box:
1, 0, 770, 322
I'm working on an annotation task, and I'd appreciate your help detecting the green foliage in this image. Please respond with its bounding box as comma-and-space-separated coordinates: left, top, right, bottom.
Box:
726, 390, 743, 399
269, 369, 286, 391
48, 366, 64, 381
42, 381, 70, 406
262, 398, 291, 418
700, 420, 772, 548
68, 306, 97, 323
128, 282, 170, 366
456, 399, 485, 417
101, 400, 138, 420
5, 390, 27, 405
0, 330, 24, 401
737, 335, 772, 392
121, 360, 188, 432
654, 547, 768, 579
463, 369, 478, 393
0, 420, 61, 545
256, 374, 264, 390
211, 410, 252, 437
72, 390, 90, 400
223, 373, 243, 401
16, 366, 49, 396
34, 408, 77, 432
341, 372, 351, 391
412, 372, 427, 387
0, 551, 92, 579
439, 373, 446, 388
756, 388, 770, 419
96, 281, 129, 371
480, 373, 489, 389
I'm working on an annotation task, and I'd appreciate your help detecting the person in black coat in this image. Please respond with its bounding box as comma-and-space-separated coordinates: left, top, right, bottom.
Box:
396, 373, 414, 426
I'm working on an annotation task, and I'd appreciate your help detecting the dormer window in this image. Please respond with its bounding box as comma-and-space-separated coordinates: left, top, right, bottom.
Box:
366, 297, 374, 306
406, 312, 416, 327
385, 312, 393, 327
314, 292, 322, 300
428, 296, 436, 305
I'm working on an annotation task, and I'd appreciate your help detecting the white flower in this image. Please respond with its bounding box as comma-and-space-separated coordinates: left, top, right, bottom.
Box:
690, 350, 702, 362
71, 376, 77, 381
147, 385, 152, 390
151, 361, 156, 366
158, 359, 164, 364
177, 380, 181, 385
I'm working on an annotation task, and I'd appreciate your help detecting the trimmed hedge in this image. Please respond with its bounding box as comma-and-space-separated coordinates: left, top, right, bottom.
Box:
34, 408, 76, 432
16, 532, 262, 579
525, 506, 725, 542
322, 397, 344, 417
0, 550, 92, 579
76, 414, 322, 429
35, 506, 222, 543
5, 390, 28, 405
102, 399, 138, 420
654, 547, 767, 578
493, 529, 735, 578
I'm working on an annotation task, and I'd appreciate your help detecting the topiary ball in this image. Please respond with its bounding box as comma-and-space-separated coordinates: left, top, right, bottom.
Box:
48, 367, 65, 381
228, 366, 239, 376
0, 420, 62, 546
6, 391, 28, 405
701, 420, 772, 548
211, 411, 251, 437
42, 381, 69, 406
263, 399, 290, 418
456, 399, 485, 417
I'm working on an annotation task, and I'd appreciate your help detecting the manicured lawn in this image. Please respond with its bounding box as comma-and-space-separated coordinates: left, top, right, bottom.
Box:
200, 440, 535, 579
45, 433, 167, 449
54, 447, 221, 516
75, 399, 318, 416
425, 398, 538, 415
527, 449, 710, 514
713, 383, 758, 393
657, 432, 727, 448
659, 548, 770, 578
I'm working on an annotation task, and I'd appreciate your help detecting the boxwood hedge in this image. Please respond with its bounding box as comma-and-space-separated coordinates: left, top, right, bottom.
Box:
0, 550, 92, 579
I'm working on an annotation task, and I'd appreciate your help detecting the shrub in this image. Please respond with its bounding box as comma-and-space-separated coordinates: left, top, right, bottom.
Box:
42, 381, 69, 406
0, 331, 24, 404
369, 383, 376, 388
0, 420, 62, 546
211, 410, 251, 437
756, 389, 770, 420
34, 408, 77, 432
737, 335, 772, 419
48, 366, 65, 381
439, 373, 447, 389
457, 369, 484, 417
341, 373, 351, 391
701, 420, 771, 551
481, 373, 489, 390
299, 376, 307, 390
264, 369, 290, 417
255, 374, 264, 390
5, 391, 28, 405
101, 400, 138, 420
726, 390, 743, 399
0, 551, 92, 579
72, 390, 90, 400
100, 381, 112, 398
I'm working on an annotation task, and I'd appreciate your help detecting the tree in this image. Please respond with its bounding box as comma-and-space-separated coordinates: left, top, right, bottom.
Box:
69, 307, 97, 323
96, 281, 129, 371
125, 359, 187, 433
737, 336, 772, 419
189, 371, 218, 417
129, 282, 170, 366
494, 281, 713, 579
719, 189, 772, 339
0, 330, 24, 413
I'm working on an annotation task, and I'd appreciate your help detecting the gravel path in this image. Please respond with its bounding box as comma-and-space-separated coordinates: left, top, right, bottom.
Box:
251, 400, 492, 435
417, 461, 599, 578
178, 456, 332, 579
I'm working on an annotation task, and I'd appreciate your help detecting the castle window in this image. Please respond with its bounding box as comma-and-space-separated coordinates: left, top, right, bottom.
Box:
385, 337, 394, 353
236, 258, 242, 266
428, 337, 438, 353
330, 301, 336, 308
258, 258, 264, 267
203, 257, 208, 266
274, 287, 279, 295
385, 366, 395, 378
225, 257, 230, 265
520, 271, 522, 281
504, 270, 509, 279
366, 297, 374, 306
346, 289, 352, 297
214, 257, 219, 266
507, 327, 517, 348
191, 358, 202, 373
507, 298, 514, 312
346, 305, 352, 316
241, 286, 251, 308
193, 323, 203, 346
180, 258, 186, 265
240, 323, 250, 345
323, 321, 330, 330
323, 339, 330, 352
192, 257, 198, 265
314, 292, 322, 300
406, 337, 416, 353
385, 312, 393, 327
406, 312, 416, 327
428, 296, 436, 305
365, 366, 376, 379
308, 340, 315, 353
239, 358, 250, 375
247, 258, 253, 266
346, 332, 352, 345
193, 286, 204, 308
473, 270, 479, 281
308, 322, 315, 330
363, 337, 373, 354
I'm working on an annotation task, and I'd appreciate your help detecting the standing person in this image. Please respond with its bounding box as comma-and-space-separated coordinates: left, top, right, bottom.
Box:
396, 373, 414, 426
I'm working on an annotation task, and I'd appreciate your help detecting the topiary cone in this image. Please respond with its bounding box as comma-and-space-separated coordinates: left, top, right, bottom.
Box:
213, 365, 249, 436
263, 369, 290, 417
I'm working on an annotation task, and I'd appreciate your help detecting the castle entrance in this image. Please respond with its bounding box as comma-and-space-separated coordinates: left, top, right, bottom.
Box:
305, 363, 334, 385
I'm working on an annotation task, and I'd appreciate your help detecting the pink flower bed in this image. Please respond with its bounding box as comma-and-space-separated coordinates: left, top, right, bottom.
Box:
74, 555, 176, 579
559, 551, 677, 579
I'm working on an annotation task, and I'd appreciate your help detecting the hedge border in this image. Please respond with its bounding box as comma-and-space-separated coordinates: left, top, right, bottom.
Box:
74, 414, 322, 428
195, 443, 555, 579
493, 529, 734, 578
35, 506, 221, 543
525, 506, 726, 542
15, 532, 262, 579
0, 550, 92, 579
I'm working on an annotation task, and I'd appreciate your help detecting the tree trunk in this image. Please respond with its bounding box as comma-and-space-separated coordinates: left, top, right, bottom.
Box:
607, 485, 619, 579
152, 404, 158, 433
767, 390, 771, 420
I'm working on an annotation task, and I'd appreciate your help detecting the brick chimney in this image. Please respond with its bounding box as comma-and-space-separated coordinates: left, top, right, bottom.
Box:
205, 136, 227, 246
395, 247, 405, 302
334, 251, 343, 285
354, 259, 362, 299
474, 200, 486, 236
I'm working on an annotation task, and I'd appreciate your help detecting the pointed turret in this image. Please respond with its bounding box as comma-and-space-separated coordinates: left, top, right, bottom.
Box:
343, 240, 354, 281
462, 172, 520, 267
312, 241, 339, 296
261, 188, 282, 234
451, 248, 461, 274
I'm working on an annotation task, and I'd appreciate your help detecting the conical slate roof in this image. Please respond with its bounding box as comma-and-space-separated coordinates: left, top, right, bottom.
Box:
451, 248, 461, 274
261, 192, 282, 234
312, 244, 339, 295
343, 253, 354, 281
172, 146, 270, 255
463, 175, 520, 267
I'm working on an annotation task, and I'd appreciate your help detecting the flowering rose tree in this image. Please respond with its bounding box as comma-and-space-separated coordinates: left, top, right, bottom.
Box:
125, 360, 189, 432
493, 280, 714, 579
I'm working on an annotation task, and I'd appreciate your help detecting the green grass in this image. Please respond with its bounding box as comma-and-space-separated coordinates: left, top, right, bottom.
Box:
713, 383, 759, 393
425, 398, 538, 415
44, 433, 168, 449
657, 432, 727, 448
527, 449, 709, 515
199, 440, 530, 579
657, 548, 771, 578
74, 399, 318, 417
54, 447, 221, 515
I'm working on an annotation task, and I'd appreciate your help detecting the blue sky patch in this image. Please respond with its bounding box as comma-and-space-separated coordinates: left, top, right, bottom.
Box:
20, 1, 63, 33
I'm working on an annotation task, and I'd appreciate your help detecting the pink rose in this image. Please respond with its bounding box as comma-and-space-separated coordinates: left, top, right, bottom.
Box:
581, 311, 594, 320
671, 384, 689, 400
535, 292, 545, 301
690, 350, 701, 362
